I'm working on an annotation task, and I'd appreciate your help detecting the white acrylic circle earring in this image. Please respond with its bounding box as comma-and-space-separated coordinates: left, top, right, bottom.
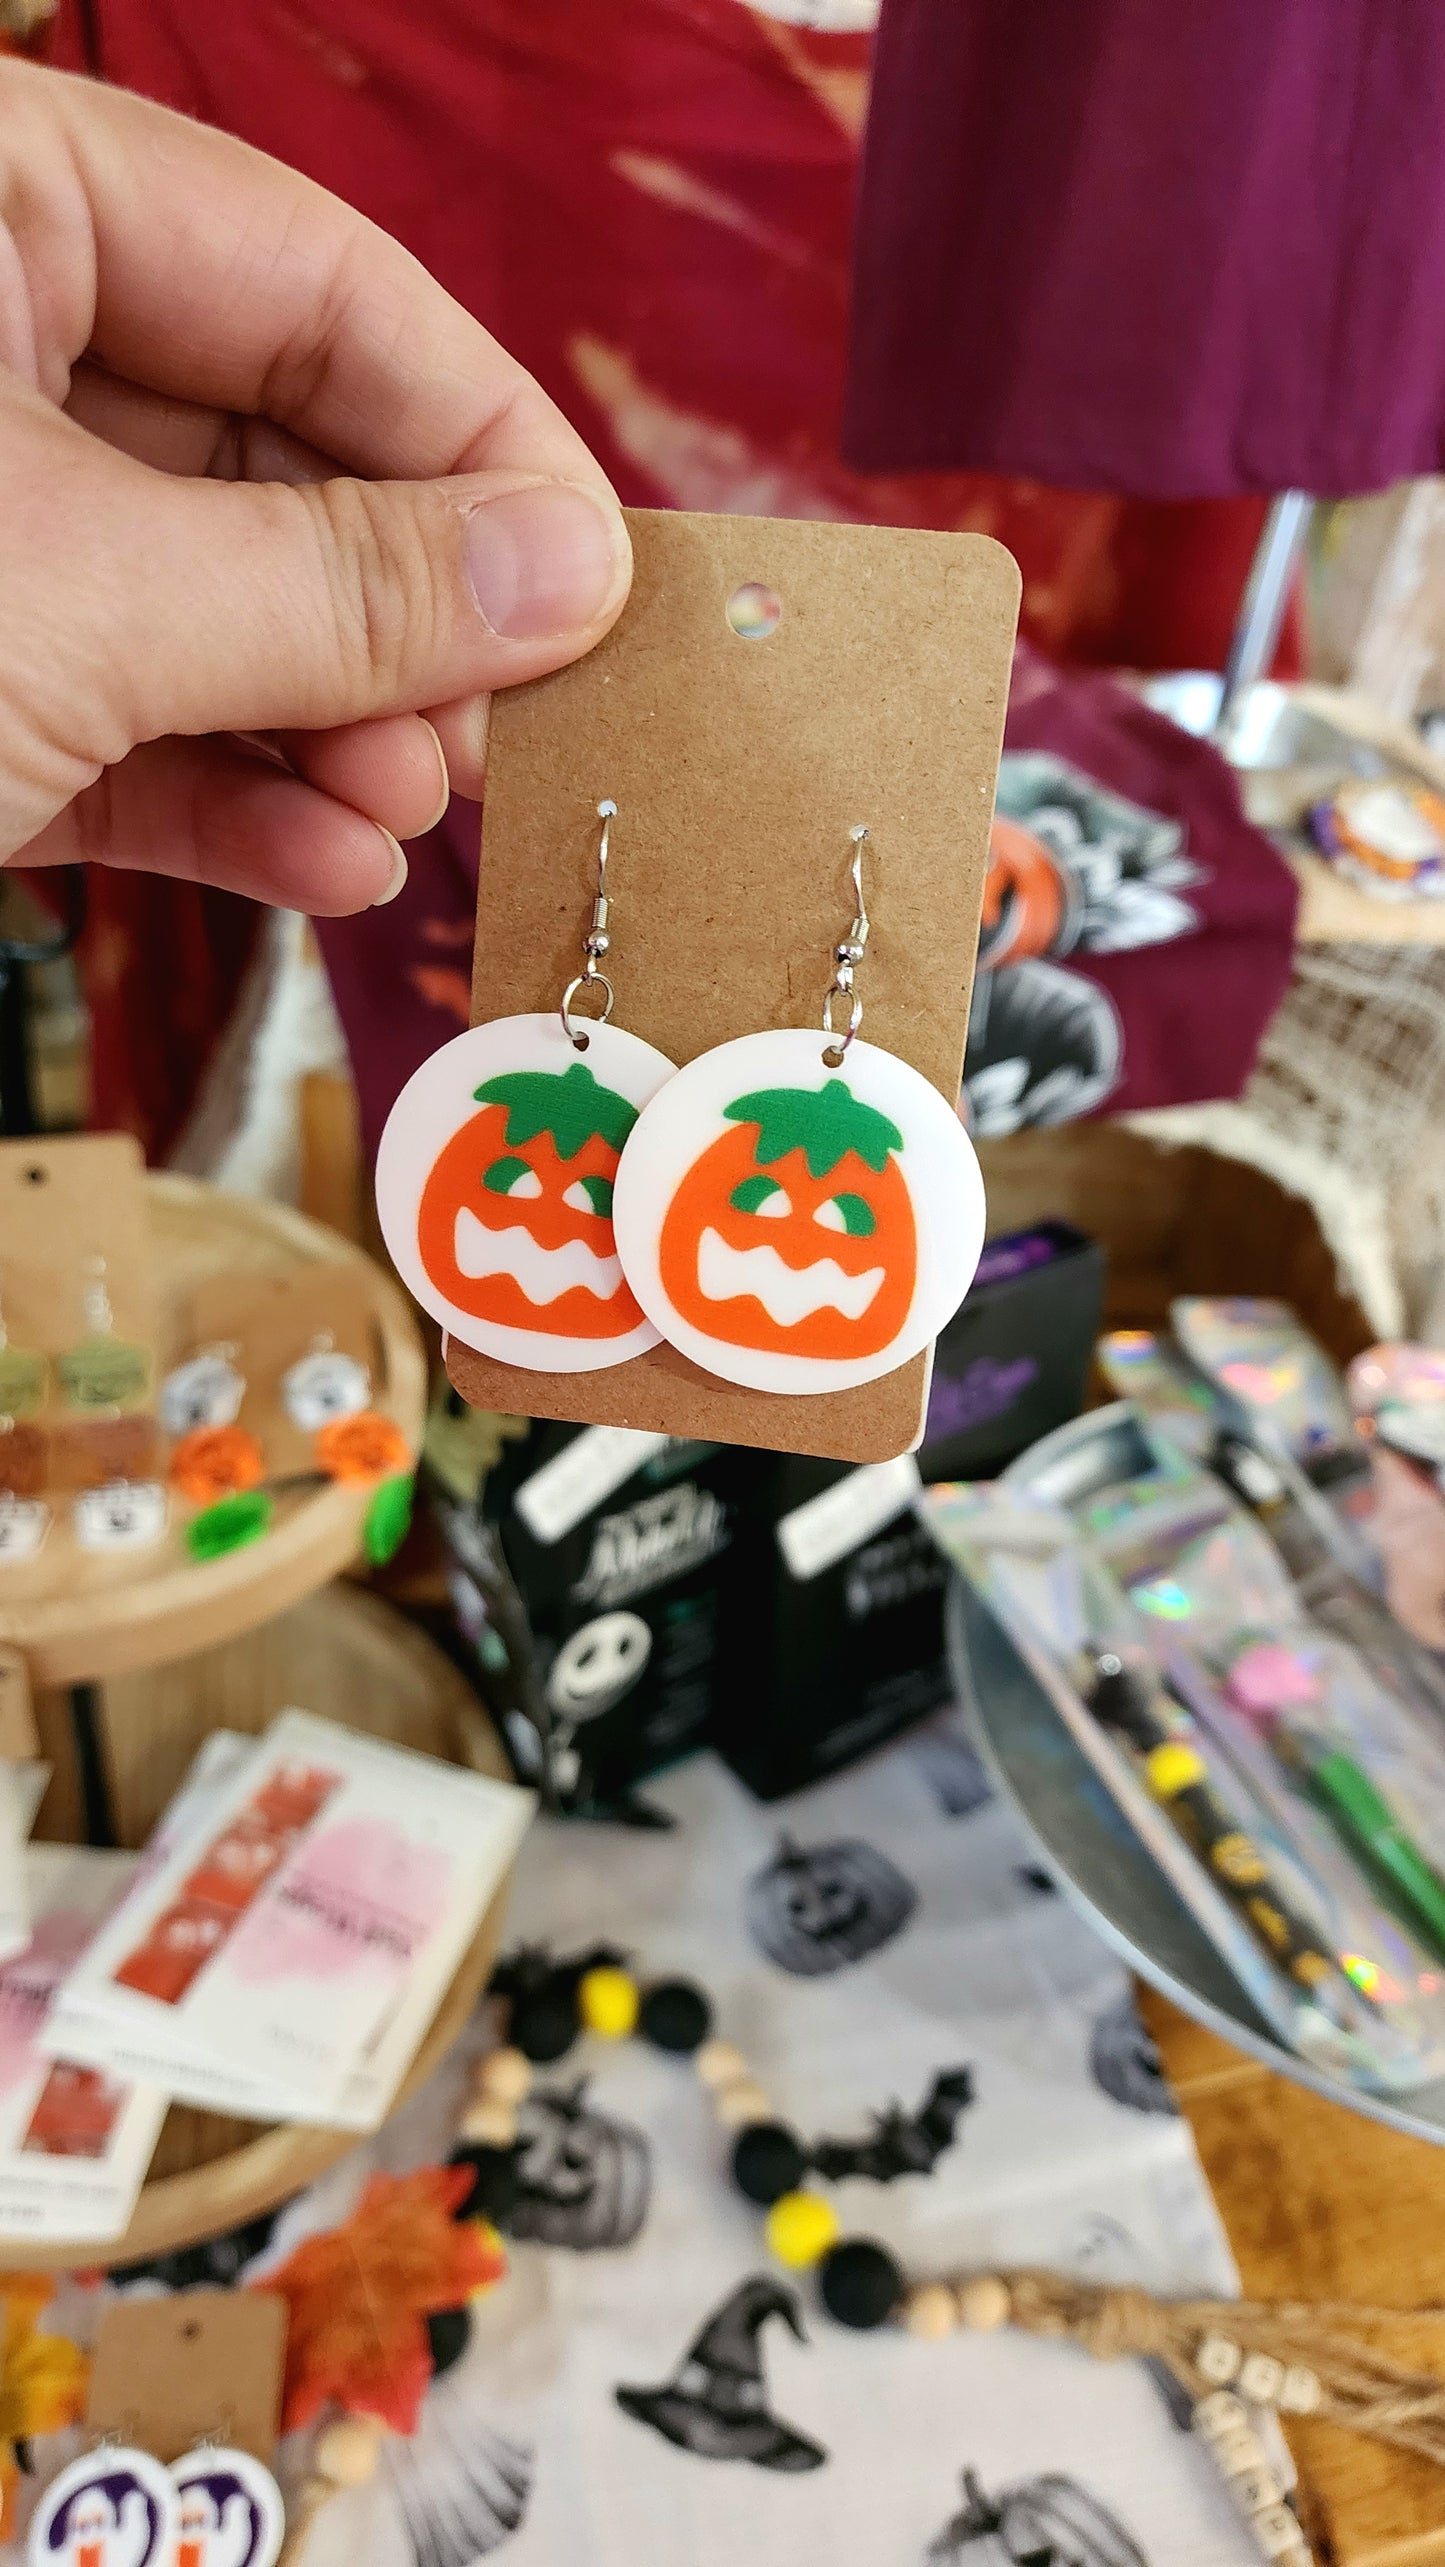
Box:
27, 2444, 179, 2567
375, 801, 678, 1372
171, 2442, 285, 2567
612, 828, 986, 1396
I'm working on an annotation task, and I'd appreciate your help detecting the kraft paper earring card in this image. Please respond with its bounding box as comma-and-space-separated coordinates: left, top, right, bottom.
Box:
440, 508, 1019, 1464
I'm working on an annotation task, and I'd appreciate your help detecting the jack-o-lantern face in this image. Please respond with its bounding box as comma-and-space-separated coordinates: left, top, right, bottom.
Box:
416, 1062, 642, 1339
657, 1079, 916, 1361
376, 1012, 678, 1372
611, 1028, 986, 1397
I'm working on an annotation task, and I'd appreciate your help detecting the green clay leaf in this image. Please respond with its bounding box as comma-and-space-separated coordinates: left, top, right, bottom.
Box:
365, 1472, 415, 1567
187, 1489, 273, 1562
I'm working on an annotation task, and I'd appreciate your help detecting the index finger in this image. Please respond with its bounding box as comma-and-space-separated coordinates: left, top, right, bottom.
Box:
9, 61, 610, 488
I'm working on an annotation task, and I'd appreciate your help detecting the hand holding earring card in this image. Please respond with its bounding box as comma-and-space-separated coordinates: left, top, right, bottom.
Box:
427, 509, 1020, 1464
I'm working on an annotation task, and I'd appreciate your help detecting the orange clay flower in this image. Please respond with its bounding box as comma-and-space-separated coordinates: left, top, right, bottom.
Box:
315, 1411, 412, 1486
169, 1424, 266, 1505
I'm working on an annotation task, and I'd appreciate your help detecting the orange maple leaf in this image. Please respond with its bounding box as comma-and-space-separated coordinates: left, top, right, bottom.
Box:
257, 2166, 506, 2434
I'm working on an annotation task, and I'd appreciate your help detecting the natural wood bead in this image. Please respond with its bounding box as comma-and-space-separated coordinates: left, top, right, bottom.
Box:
1277, 2364, 1320, 2415
1238, 2351, 1285, 2405
460, 2096, 517, 2148
714, 2076, 772, 2129
955, 2275, 1011, 2333
695, 2038, 748, 2090
474, 2045, 531, 2105
313, 2417, 382, 2487
901, 2283, 958, 2341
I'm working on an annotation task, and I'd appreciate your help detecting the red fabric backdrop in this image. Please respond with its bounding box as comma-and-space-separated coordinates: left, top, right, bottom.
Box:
43, 0, 1296, 1155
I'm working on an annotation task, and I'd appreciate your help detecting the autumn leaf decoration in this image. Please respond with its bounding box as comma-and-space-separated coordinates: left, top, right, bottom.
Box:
0, 2274, 88, 2538
259, 2166, 507, 2435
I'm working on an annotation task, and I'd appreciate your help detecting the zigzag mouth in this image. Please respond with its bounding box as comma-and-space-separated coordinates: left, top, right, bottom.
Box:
697, 1229, 884, 1327
455, 1206, 623, 1306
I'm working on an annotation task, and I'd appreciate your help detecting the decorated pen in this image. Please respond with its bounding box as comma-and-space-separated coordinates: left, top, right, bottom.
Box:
1085, 1652, 1374, 2025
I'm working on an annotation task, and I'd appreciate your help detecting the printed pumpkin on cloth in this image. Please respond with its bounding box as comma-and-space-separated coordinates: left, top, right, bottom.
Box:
963, 648, 1299, 1137
376, 1016, 676, 1373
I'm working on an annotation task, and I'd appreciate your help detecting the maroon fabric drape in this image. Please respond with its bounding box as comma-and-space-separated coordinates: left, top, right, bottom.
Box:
46, 0, 1300, 1155
846, 0, 1445, 498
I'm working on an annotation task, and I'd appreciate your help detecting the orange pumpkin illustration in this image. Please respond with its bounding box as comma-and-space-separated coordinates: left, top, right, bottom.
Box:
656, 1080, 917, 1361
416, 1062, 645, 1339
978, 815, 1074, 967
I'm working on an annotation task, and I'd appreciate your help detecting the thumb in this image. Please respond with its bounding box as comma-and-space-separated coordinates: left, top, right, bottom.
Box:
84, 455, 633, 752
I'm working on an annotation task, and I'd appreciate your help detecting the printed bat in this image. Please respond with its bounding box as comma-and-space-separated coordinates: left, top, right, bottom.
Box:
809, 2065, 975, 2183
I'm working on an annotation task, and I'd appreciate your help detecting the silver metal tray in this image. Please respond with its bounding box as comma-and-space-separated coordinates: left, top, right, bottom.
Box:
948, 1573, 1445, 2145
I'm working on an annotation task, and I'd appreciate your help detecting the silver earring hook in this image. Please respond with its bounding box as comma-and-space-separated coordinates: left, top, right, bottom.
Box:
820, 824, 870, 1062
561, 798, 618, 1050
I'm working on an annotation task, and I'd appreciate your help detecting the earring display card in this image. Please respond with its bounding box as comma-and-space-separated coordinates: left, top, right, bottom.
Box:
0, 1135, 154, 1377
444, 509, 1019, 1462
86, 2287, 286, 2461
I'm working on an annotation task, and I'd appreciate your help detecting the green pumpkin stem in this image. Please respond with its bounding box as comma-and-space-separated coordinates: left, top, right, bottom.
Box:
724, 1079, 903, 1179
473, 1062, 638, 1161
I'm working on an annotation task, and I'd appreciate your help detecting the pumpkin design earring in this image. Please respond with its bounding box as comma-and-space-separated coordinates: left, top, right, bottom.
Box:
612, 828, 986, 1395
376, 801, 678, 1370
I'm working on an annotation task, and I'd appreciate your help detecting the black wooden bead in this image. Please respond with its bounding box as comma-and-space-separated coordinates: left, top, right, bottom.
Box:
731, 2119, 808, 2206
820, 2238, 904, 2331
511, 1984, 580, 2063
639, 1978, 713, 2054
426, 2304, 472, 2376
448, 2142, 521, 2227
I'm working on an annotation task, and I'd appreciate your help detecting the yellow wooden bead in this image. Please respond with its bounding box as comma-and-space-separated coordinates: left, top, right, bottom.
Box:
765, 2190, 841, 2270
459, 2096, 517, 2148
314, 2416, 382, 2487
714, 2076, 772, 2129
474, 2045, 531, 2105
695, 2038, 748, 2090
902, 2282, 958, 2341
579, 1965, 641, 2040
955, 2275, 1011, 2332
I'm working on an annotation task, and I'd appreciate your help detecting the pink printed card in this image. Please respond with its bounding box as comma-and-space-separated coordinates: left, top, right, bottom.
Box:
51, 1712, 533, 2126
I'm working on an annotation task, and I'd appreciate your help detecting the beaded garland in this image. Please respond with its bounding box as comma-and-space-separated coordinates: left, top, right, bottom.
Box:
287, 1950, 1445, 2567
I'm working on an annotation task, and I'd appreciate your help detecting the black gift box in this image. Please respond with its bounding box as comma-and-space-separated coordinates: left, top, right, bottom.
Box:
918, 1218, 1104, 1481
440, 1423, 745, 1813
714, 1453, 951, 1801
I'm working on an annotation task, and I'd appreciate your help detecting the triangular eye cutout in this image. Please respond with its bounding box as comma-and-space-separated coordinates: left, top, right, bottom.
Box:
483, 1157, 543, 1198
730, 1178, 790, 1219
564, 1175, 615, 1217
814, 1192, 877, 1237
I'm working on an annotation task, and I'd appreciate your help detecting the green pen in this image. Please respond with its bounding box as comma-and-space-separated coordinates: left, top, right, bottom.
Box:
1295, 1741, 1445, 1964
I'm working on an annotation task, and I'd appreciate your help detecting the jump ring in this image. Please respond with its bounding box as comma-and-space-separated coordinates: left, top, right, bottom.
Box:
820, 984, 863, 1054
561, 972, 616, 1046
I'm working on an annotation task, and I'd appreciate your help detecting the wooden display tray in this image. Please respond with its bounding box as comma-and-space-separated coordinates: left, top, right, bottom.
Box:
3, 1583, 511, 2272
0, 1174, 426, 1689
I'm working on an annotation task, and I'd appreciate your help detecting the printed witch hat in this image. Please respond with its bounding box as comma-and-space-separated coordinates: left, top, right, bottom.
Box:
615, 2276, 826, 2472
